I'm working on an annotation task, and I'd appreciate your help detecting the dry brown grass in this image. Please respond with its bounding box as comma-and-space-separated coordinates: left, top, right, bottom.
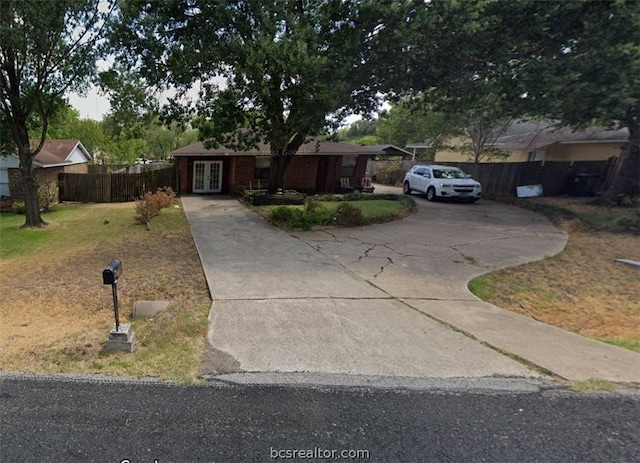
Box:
472, 199, 640, 350
0, 202, 211, 382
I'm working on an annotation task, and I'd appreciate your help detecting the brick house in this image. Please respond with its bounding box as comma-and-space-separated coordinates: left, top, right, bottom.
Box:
171, 139, 385, 194
6, 140, 92, 201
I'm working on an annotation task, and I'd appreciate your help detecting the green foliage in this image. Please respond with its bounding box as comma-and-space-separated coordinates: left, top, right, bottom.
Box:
468, 276, 492, 301
374, 162, 405, 186
267, 195, 417, 230
0, 210, 49, 258
352, 135, 382, 146
268, 206, 329, 231
0, 0, 116, 227
145, 119, 199, 160
109, 0, 412, 192
376, 100, 457, 152
337, 119, 379, 142
333, 203, 365, 227
304, 197, 322, 213
11, 201, 26, 215
105, 135, 148, 166
505, 198, 640, 235
599, 339, 640, 354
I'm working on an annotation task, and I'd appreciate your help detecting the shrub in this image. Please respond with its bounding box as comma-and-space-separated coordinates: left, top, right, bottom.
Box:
304, 197, 322, 213
269, 205, 332, 230
12, 201, 26, 214
269, 206, 295, 224
375, 163, 405, 186
155, 187, 177, 209
134, 187, 177, 230
334, 203, 364, 226
38, 180, 56, 213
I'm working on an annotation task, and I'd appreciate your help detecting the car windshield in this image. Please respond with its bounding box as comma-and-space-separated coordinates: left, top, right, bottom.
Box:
433, 169, 467, 179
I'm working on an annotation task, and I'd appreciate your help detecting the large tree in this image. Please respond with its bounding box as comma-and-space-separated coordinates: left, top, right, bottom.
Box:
110, 0, 414, 193
403, 0, 639, 201
502, 0, 640, 204
0, 0, 114, 227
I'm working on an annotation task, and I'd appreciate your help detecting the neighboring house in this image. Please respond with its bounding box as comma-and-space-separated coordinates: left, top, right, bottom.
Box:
6, 139, 92, 201
366, 145, 413, 159
171, 139, 386, 194
0, 154, 20, 197
434, 120, 628, 163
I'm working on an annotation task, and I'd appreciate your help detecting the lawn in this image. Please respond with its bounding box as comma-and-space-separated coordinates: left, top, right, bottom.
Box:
469, 197, 640, 352
0, 202, 211, 383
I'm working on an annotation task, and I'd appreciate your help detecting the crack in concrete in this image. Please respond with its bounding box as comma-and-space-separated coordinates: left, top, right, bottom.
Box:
373, 256, 394, 278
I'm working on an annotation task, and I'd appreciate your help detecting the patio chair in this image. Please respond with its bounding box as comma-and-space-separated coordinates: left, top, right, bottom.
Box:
361, 177, 375, 193
337, 177, 354, 193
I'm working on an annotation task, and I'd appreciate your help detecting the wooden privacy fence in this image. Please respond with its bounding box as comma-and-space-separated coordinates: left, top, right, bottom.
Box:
370, 159, 617, 197
59, 167, 177, 203
444, 159, 617, 197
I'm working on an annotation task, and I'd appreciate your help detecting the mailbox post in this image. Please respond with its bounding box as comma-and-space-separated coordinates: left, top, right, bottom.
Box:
103, 258, 135, 352
102, 258, 122, 330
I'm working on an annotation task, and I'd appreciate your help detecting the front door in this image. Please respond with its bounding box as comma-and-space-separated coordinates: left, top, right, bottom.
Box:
193, 161, 223, 193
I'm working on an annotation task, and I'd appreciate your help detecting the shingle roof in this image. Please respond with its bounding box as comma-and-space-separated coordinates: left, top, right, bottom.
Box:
29, 139, 91, 166
171, 139, 383, 157
493, 120, 628, 151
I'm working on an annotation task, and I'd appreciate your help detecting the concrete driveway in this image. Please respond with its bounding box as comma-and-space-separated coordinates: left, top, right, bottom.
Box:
182, 188, 640, 385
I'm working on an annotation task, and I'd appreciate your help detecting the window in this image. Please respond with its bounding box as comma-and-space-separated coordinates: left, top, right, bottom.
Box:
254, 157, 270, 179
340, 156, 357, 178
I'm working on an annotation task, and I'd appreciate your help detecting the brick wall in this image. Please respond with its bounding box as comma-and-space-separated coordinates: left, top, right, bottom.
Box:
230, 157, 255, 192
178, 158, 189, 194
285, 156, 319, 193
179, 154, 372, 194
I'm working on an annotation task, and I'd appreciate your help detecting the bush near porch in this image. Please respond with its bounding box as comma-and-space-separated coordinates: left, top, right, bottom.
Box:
253, 193, 417, 230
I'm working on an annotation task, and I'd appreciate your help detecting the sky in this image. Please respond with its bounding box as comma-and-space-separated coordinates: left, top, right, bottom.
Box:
68, 87, 111, 121
67, 86, 367, 127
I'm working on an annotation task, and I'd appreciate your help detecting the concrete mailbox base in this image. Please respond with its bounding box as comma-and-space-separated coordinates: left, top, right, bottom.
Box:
106, 323, 135, 353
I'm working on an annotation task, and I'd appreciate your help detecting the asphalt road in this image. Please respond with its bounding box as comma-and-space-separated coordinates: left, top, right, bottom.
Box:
1, 376, 638, 463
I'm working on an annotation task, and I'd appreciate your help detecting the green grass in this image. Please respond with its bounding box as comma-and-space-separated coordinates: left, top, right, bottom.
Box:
599, 338, 640, 353
501, 197, 640, 234
0, 203, 141, 259
566, 378, 623, 393
0, 212, 51, 258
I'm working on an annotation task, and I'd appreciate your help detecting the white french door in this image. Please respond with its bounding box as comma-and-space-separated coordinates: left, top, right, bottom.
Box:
193, 161, 223, 193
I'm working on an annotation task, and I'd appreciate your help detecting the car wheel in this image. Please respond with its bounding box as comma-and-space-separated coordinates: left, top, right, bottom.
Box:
426, 187, 436, 201
403, 181, 412, 195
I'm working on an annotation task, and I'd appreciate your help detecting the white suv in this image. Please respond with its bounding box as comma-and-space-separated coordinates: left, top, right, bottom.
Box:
403, 165, 482, 203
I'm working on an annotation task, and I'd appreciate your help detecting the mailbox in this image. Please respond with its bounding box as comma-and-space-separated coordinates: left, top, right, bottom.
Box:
103, 258, 122, 285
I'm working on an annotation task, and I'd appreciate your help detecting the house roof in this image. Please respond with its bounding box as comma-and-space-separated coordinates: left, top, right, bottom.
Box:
30, 139, 92, 167
366, 144, 413, 158
171, 139, 385, 157
493, 120, 629, 151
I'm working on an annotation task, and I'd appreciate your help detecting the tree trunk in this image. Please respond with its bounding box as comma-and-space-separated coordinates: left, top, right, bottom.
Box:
597, 123, 640, 206
266, 132, 307, 194
18, 146, 46, 228
267, 154, 294, 194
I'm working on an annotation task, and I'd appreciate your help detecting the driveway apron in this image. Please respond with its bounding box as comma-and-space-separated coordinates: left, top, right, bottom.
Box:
181, 195, 535, 379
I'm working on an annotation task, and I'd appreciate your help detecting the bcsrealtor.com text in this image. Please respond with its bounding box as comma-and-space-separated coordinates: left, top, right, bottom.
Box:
270, 447, 370, 460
